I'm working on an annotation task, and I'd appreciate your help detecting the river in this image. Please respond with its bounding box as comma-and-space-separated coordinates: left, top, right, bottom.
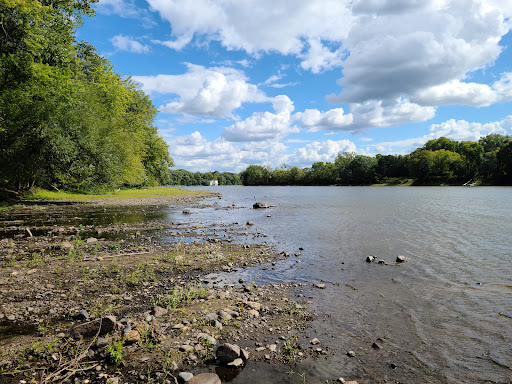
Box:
173, 186, 512, 384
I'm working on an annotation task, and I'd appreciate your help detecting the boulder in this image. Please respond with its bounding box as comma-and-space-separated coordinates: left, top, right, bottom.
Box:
216, 343, 241, 364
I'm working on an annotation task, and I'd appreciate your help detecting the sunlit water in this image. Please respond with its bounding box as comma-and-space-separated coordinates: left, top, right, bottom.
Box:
180, 186, 512, 384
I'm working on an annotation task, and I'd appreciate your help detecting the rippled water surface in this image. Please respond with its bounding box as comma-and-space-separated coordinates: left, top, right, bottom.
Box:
182, 186, 512, 384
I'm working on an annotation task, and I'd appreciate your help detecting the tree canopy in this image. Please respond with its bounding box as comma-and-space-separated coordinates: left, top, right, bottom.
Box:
0, 0, 173, 193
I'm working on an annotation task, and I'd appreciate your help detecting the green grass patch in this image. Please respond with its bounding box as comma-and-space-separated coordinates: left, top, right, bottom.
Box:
27, 187, 202, 201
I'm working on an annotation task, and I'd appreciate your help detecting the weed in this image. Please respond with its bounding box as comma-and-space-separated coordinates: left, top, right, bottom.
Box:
157, 282, 207, 309
3, 257, 15, 267
106, 339, 123, 364
282, 336, 300, 357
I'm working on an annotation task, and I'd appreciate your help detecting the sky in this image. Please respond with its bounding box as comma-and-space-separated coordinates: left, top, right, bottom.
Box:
78, 0, 512, 172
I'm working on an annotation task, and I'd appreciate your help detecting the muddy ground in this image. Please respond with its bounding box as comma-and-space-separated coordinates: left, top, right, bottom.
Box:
0, 198, 324, 384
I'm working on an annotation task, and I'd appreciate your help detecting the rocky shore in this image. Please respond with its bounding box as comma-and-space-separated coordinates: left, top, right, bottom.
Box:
0, 199, 319, 384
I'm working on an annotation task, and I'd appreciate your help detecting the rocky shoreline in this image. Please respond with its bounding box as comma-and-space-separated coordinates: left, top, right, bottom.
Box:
0, 198, 324, 384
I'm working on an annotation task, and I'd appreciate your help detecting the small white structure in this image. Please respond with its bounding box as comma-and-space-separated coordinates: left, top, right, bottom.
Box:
209, 180, 219, 186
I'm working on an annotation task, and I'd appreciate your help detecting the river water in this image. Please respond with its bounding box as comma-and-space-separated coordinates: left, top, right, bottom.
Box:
176, 186, 512, 384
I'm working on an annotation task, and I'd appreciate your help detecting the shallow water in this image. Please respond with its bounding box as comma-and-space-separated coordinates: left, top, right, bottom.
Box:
183, 186, 512, 384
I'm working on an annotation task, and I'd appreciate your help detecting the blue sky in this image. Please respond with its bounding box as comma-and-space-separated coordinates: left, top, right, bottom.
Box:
78, 0, 512, 172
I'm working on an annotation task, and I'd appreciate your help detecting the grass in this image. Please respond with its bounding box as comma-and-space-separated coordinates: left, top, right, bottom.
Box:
27, 186, 203, 201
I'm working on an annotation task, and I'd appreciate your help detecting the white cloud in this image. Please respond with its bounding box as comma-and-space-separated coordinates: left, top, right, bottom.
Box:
290, 140, 357, 165
371, 115, 512, 153
95, 0, 138, 17
145, 0, 352, 56
222, 95, 299, 142
299, 38, 344, 73
169, 132, 289, 172
349, 98, 436, 129
132, 64, 266, 118
110, 34, 150, 54
298, 108, 353, 131
328, 1, 510, 104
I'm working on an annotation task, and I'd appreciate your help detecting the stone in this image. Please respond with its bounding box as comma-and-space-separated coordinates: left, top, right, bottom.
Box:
347, 350, 356, 357
267, 344, 277, 352
246, 221, 254, 226
378, 260, 387, 264
86, 237, 98, 244
240, 348, 249, 361
180, 345, 195, 353
227, 358, 244, 368
253, 202, 270, 209
182, 209, 191, 215
345, 381, 359, 384
204, 313, 218, 323
396, 255, 407, 263
71, 316, 116, 338
152, 306, 168, 318
314, 284, 326, 289
125, 330, 140, 344
372, 342, 381, 350
197, 333, 216, 345
366, 256, 375, 263
178, 372, 194, 382
216, 343, 241, 364
61, 241, 73, 249
337, 379, 345, 383
247, 309, 260, 317
218, 310, 232, 321
246, 301, 261, 311
310, 338, 321, 345
71, 309, 89, 321
187, 373, 221, 384
95, 337, 109, 348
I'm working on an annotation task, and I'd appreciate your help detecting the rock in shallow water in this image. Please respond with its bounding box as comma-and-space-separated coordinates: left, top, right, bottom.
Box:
216, 343, 241, 364
187, 373, 221, 384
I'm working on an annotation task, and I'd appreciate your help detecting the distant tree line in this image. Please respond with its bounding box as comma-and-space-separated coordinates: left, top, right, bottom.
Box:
240, 134, 512, 186
0, 0, 173, 195
169, 170, 241, 186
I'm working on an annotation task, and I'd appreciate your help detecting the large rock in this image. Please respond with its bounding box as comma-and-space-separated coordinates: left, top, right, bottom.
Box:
216, 343, 241, 364
187, 373, 221, 384
253, 202, 270, 209
71, 316, 116, 338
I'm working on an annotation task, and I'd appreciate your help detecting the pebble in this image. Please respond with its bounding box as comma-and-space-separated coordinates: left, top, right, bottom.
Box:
153, 306, 168, 317
125, 330, 140, 344
247, 309, 260, 317
227, 358, 244, 367
267, 344, 277, 352
187, 373, 221, 384
396, 255, 407, 263
314, 284, 326, 289
178, 372, 194, 382
310, 338, 320, 345
347, 350, 356, 357
366, 256, 375, 263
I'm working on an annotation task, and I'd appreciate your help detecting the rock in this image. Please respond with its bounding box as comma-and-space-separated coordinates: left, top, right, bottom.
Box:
310, 338, 321, 345
125, 330, 140, 344
152, 306, 168, 318
187, 373, 221, 384
314, 284, 326, 289
337, 379, 346, 383
378, 260, 387, 264
197, 333, 216, 345
216, 343, 241, 364
366, 256, 375, 263
86, 237, 98, 244
372, 342, 381, 350
182, 209, 191, 215
71, 316, 116, 338
180, 345, 195, 353
246, 301, 261, 311
246, 221, 254, 226
178, 372, 194, 382
61, 241, 73, 249
71, 309, 89, 321
345, 381, 359, 384
95, 337, 109, 348
267, 344, 277, 352
240, 348, 249, 361
204, 313, 218, 324
253, 202, 270, 209
227, 358, 244, 368
347, 350, 356, 357
396, 255, 407, 263
247, 309, 260, 317
218, 310, 232, 321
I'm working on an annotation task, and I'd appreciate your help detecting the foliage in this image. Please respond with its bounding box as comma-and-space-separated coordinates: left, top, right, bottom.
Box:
239, 134, 512, 186
169, 169, 241, 186
0, 0, 173, 194
106, 339, 123, 364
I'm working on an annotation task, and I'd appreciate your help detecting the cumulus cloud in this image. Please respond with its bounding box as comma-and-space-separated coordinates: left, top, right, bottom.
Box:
132, 64, 266, 118
371, 115, 512, 153
145, 0, 352, 56
222, 95, 299, 142
110, 34, 150, 54
290, 140, 358, 165
169, 132, 289, 172
328, 1, 510, 104
299, 39, 345, 73
298, 108, 353, 131
349, 98, 436, 129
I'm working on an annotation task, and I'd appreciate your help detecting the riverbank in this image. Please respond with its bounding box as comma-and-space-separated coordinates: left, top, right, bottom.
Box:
0, 196, 319, 384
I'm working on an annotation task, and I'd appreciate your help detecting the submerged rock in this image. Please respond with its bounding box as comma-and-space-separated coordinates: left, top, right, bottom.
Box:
253, 202, 270, 209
